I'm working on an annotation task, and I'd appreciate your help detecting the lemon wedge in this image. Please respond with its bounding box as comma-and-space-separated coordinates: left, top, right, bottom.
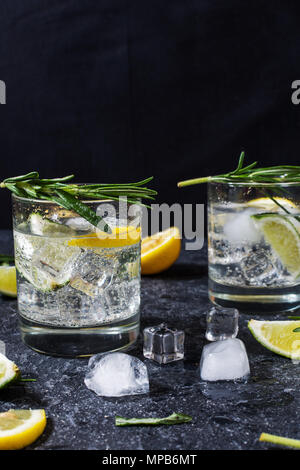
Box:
0, 409, 46, 450
248, 319, 300, 359
141, 227, 181, 275
0, 266, 17, 297
0, 353, 20, 389
251, 213, 300, 277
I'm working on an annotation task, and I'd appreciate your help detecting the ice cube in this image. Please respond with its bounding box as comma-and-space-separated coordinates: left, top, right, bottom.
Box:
75, 251, 115, 287
240, 249, 279, 286
223, 209, 262, 244
84, 352, 150, 397
70, 251, 115, 296
205, 305, 239, 341
65, 217, 94, 232
200, 338, 250, 381
0, 340, 5, 356
143, 323, 185, 364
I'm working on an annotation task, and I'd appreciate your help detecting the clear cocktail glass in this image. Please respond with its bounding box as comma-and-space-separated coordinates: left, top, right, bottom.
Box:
12, 195, 141, 356
207, 181, 300, 312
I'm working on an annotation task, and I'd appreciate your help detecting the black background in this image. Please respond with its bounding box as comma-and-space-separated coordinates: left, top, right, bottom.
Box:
0, 0, 300, 229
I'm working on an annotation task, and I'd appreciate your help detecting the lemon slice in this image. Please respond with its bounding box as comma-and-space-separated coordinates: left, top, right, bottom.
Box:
0, 353, 20, 389
68, 226, 141, 249
0, 409, 46, 450
141, 227, 181, 275
251, 213, 300, 277
248, 319, 300, 359
0, 266, 17, 297
247, 197, 297, 212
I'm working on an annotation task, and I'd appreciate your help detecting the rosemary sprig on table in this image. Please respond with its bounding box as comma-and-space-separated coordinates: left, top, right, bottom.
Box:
115, 412, 192, 427
177, 151, 300, 187
0, 173, 156, 233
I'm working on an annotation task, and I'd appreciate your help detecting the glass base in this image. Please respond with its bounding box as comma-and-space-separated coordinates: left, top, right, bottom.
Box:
209, 279, 300, 313
18, 313, 140, 357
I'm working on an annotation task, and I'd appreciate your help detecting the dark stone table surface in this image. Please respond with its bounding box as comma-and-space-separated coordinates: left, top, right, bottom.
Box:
0, 230, 299, 451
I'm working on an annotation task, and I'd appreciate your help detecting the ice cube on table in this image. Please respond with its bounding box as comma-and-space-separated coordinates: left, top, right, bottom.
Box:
223, 209, 262, 244
143, 323, 185, 364
200, 338, 250, 381
205, 305, 239, 341
0, 340, 5, 356
84, 352, 149, 397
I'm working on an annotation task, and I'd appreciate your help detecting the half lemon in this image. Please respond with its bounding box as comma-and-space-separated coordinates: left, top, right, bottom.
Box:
0, 409, 46, 450
141, 227, 181, 275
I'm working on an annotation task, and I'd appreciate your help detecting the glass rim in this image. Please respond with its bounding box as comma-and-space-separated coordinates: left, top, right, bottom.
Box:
11, 193, 139, 205
207, 179, 300, 188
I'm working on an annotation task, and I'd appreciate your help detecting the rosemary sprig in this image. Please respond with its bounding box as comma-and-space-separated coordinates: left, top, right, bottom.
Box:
115, 412, 192, 427
178, 152, 300, 224
177, 151, 300, 187
1, 173, 156, 232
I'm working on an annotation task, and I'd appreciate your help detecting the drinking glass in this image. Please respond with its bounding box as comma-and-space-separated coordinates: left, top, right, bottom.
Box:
12, 195, 141, 356
207, 181, 300, 311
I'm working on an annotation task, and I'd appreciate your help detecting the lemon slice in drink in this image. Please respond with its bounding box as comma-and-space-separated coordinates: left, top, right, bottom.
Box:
0, 266, 17, 297
251, 213, 300, 277
247, 197, 297, 212
0, 353, 20, 389
248, 319, 300, 359
0, 409, 46, 450
68, 226, 141, 249
141, 227, 181, 275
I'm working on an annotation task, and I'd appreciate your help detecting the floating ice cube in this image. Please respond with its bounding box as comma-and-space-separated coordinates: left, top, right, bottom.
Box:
205, 305, 239, 341
223, 209, 262, 244
70, 251, 116, 296
240, 249, 280, 286
65, 217, 94, 232
84, 352, 149, 397
0, 340, 5, 356
200, 338, 250, 381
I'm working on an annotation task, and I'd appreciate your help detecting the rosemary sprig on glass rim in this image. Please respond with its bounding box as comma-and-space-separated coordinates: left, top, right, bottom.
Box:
177, 151, 300, 187
0, 173, 157, 233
